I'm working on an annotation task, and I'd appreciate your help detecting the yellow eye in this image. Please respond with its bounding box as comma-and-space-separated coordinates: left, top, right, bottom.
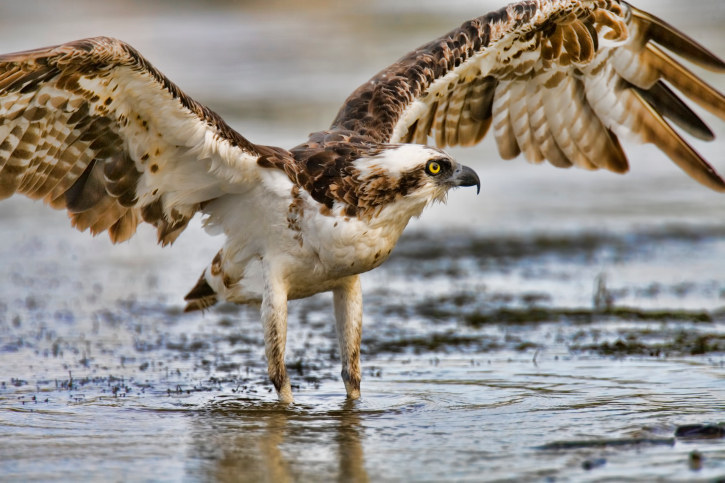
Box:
427, 161, 441, 175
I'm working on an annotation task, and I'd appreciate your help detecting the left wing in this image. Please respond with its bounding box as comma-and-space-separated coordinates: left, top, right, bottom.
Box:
331, 0, 725, 191
0, 37, 287, 245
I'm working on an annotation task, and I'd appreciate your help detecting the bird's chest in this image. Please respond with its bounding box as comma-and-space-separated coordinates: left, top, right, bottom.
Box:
291, 204, 405, 279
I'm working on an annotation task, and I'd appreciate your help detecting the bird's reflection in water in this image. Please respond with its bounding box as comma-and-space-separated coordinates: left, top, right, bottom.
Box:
336, 400, 368, 482
190, 397, 368, 482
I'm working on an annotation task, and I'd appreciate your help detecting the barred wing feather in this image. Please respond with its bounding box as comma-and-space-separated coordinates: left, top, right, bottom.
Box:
332, 0, 725, 191
0, 37, 270, 244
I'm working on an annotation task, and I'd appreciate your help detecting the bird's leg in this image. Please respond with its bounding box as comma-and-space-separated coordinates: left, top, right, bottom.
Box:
333, 275, 363, 399
262, 272, 293, 403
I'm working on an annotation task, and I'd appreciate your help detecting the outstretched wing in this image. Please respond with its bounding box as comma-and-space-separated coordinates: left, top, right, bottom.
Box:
331, 0, 725, 191
0, 37, 283, 245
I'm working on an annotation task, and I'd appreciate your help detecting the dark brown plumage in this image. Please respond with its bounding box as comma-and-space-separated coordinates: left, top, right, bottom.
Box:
0, 37, 264, 245
332, 0, 725, 191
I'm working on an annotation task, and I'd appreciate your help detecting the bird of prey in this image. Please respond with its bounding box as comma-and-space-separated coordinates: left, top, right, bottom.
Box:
1, 0, 724, 403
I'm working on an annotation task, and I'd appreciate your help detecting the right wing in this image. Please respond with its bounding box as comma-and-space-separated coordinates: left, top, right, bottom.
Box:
0, 36, 286, 245
331, 0, 725, 191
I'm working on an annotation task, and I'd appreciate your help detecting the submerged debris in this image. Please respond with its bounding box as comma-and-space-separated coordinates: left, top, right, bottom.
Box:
538, 438, 675, 450
675, 424, 725, 440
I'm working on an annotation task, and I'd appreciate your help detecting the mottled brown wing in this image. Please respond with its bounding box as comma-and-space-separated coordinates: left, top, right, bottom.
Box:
0, 37, 274, 244
331, 0, 725, 191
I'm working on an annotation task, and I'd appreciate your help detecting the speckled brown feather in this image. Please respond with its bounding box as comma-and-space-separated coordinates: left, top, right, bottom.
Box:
331, 0, 725, 191
331, 1, 610, 143
286, 132, 426, 219
0, 37, 272, 245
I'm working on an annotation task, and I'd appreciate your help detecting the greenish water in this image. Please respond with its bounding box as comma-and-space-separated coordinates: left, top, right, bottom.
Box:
1, 0, 725, 481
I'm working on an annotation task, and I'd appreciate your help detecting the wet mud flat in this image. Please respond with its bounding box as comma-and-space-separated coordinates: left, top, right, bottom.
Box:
1, 219, 725, 481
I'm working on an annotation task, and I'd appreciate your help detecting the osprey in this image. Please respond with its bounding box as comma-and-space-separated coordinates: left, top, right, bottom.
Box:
1, 1, 724, 403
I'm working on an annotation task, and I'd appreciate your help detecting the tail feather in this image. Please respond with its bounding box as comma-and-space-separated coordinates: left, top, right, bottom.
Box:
184, 272, 218, 312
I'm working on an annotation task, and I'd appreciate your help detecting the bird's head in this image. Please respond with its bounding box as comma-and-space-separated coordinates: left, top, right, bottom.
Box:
353, 144, 480, 217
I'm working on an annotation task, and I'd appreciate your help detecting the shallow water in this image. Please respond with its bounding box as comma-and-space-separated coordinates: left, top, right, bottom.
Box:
1, 0, 725, 481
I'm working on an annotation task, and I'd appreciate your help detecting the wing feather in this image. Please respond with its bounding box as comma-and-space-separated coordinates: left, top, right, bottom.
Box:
433, 87, 452, 148
492, 82, 521, 160
412, 100, 438, 145
629, 5, 725, 71
642, 45, 725, 120
331, 0, 725, 191
542, 74, 596, 170
510, 80, 545, 164
529, 76, 572, 169
445, 80, 469, 147
0, 37, 288, 244
461, 76, 497, 146
635, 81, 713, 141
628, 88, 724, 190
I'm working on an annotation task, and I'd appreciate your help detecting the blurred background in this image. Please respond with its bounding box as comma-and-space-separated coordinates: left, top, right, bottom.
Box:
1, 1, 724, 481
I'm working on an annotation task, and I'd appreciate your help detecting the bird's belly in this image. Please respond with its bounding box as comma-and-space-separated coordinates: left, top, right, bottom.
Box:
295, 210, 405, 283
220, 238, 380, 303
277, 228, 395, 300
310, 227, 397, 279
221, 198, 406, 303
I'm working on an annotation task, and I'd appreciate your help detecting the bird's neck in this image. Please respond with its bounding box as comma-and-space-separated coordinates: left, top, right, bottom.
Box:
367, 195, 428, 234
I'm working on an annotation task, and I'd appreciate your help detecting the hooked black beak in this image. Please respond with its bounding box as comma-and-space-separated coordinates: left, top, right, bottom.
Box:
452, 165, 481, 194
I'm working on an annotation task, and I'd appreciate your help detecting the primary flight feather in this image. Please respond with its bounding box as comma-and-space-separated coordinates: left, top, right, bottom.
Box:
1, 0, 723, 402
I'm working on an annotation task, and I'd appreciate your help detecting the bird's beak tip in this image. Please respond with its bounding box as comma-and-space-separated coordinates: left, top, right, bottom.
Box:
455, 165, 481, 194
